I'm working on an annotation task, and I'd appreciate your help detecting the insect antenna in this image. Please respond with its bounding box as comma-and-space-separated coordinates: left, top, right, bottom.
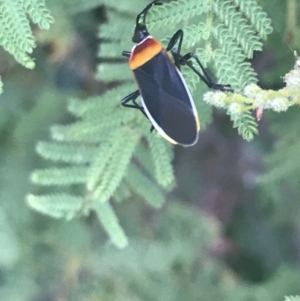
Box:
136, 0, 162, 26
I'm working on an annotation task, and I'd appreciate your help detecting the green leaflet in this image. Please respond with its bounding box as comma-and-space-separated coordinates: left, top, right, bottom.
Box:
23, 0, 54, 29
90, 128, 139, 201
147, 134, 175, 190
96, 63, 132, 83
147, 0, 210, 30
94, 201, 128, 249
284, 297, 300, 301
229, 111, 258, 141
36, 141, 99, 164
27, 194, 85, 219
86, 130, 127, 191
126, 165, 165, 209
31, 166, 89, 186
0, 0, 53, 68
67, 84, 136, 118
232, 0, 273, 39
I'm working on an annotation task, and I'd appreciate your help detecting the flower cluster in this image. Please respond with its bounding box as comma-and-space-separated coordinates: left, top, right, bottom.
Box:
203, 52, 300, 115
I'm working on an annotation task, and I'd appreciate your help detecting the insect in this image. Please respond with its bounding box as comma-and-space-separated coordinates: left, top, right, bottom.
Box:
121, 0, 233, 147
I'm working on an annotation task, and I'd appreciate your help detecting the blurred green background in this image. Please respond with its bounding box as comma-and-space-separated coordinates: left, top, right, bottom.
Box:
0, 0, 300, 300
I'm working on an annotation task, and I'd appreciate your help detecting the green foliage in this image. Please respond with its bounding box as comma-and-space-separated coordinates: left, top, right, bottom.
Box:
126, 165, 165, 208
28, 84, 175, 247
27, 194, 85, 219
230, 111, 258, 141
26, 202, 300, 301
0, 0, 54, 68
232, 0, 273, 39
94, 201, 128, 248
27, 0, 275, 246
285, 297, 300, 301
257, 107, 300, 204
0, 0, 300, 300
257, 53, 300, 204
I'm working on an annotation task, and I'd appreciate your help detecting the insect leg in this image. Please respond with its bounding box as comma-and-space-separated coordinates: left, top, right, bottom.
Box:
122, 51, 131, 58
177, 52, 233, 92
120, 54, 143, 111
166, 30, 230, 91
121, 90, 155, 132
121, 90, 149, 119
121, 51, 154, 130
165, 29, 184, 69
121, 90, 143, 111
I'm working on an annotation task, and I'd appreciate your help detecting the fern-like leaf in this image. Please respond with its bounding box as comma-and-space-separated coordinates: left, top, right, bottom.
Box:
36, 141, 98, 164
91, 128, 139, 201
27, 194, 84, 220
94, 201, 128, 249
147, 0, 210, 29
0, 0, 54, 68
214, 0, 263, 58
126, 166, 165, 209
229, 111, 258, 141
23, 0, 54, 29
31, 167, 88, 186
232, 0, 273, 39
147, 135, 175, 190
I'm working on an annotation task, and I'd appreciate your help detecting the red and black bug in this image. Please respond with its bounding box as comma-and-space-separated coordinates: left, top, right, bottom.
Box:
121, 0, 232, 146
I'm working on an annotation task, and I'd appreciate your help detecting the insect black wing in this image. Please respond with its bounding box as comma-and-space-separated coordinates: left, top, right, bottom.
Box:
133, 51, 199, 146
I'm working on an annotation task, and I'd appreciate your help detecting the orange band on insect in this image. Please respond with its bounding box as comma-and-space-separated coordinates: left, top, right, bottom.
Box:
129, 37, 163, 70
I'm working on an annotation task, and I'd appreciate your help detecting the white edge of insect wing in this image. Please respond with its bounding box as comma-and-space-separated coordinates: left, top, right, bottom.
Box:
175, 67, 198, 117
